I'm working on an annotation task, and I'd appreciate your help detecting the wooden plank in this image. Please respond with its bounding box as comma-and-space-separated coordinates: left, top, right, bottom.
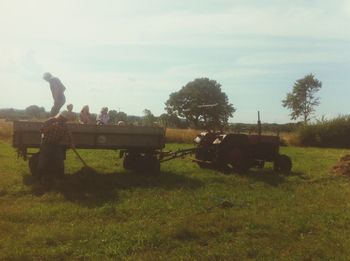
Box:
13, 121, 165, 150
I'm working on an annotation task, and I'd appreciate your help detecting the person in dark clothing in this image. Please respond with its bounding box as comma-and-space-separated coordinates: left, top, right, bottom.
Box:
38, 111, 75, 181
43, 72, 66, 116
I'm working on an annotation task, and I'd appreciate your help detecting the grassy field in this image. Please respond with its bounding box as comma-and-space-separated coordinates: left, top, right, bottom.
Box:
1, 138, 350, 260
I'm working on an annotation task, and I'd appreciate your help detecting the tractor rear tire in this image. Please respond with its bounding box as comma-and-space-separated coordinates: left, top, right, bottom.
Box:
227, 147, 251, 173
273, 154, 292, 173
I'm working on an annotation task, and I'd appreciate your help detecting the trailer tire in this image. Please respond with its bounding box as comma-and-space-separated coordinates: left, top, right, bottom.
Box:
29, 152, 40, 177
123, 155, 133, 170
273, 154, 292, 173
151, 159, 161, 174
197, 162, 207, 168
255, 160, 265, 169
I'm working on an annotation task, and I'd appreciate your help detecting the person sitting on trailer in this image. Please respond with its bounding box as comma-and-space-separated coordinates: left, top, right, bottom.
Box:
38, 111, 75, 182
66, 103, 77, 122
96, 107, 109, 125
79, 105, 93, 124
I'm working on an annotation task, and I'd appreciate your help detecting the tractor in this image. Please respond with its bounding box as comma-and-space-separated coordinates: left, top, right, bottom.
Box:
192, 112, 292, 173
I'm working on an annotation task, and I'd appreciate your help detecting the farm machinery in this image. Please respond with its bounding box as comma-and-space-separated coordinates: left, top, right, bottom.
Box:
160, 113, 292, 173
189, 131, 291, 173
13, 114, 292, 175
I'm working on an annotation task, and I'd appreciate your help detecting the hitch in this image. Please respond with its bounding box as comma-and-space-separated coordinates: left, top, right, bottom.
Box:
159, 148, 197, 163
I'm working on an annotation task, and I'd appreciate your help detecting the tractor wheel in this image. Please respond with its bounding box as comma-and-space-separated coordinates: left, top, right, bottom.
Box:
273, 154, 292, 173
227, 147, 250, 173
28, 153, 40, 177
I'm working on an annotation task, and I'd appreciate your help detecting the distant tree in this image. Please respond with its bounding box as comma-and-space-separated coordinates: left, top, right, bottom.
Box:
165, 78, 236, 129
108, 110, 118, 123
158, 113, 182, 128
107, 110, 128, 124
126, 115, 142, 126
282, 74, 322, 124
25, 105, 45, 118
142, 109, 156, 126
115, 111, 127, 123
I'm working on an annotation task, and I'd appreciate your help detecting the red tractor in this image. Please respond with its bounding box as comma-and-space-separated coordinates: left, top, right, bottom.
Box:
193, 113, 292, 173
194, 132, 292, 173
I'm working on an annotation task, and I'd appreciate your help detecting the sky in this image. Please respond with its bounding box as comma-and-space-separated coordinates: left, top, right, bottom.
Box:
0, 0, 349, 123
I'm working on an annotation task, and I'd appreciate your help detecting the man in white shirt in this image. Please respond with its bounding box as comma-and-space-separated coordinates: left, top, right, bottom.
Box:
43, 72, 66, 116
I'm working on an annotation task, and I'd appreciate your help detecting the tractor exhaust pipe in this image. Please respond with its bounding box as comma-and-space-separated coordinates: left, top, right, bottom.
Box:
258, 111, 262, 137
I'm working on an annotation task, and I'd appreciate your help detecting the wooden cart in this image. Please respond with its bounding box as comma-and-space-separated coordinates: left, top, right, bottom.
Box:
12, 121, 166, 173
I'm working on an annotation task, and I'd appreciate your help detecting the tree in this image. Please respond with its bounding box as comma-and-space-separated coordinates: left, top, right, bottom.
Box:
142, 109, 156, 126
158, 113, 182, 128
25, 105, 46, 118
108, 110, 118, 123
115, 111, 127, 123
165, 78, 235, 129
108, 110, 128, 124
282, 74, 322, 124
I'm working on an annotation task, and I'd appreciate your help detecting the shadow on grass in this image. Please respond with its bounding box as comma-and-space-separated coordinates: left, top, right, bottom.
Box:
206, 165, 304, 187
238, 169, 304, 186
23, 169, 203, 206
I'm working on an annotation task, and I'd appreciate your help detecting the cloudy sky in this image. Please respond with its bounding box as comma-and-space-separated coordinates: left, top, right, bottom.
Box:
0, 0, 349, 123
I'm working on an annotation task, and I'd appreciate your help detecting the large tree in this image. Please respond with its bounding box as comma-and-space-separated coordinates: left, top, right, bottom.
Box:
25, 105, 46, 118
282, 74, 322, 124
165, 78, 235, 129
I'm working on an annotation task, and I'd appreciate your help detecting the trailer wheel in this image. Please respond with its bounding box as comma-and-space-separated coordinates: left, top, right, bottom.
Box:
197, 162, 207, 168
256, 160, 265, 169
123, 153, 160, 174
227, 148, 250, 173
29, 152, 40, 177
123, 155, 134, 170
150, 159, 161, 174
273, 154, 292, 173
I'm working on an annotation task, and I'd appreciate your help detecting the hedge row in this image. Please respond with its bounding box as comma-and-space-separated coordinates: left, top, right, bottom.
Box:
297, 116, 350, 148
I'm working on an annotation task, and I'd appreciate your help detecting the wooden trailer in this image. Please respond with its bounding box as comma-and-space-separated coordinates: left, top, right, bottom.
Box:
12, 121, 166, 173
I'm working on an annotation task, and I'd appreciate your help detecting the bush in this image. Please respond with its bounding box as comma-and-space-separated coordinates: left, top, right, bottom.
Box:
296, 116, 350, 148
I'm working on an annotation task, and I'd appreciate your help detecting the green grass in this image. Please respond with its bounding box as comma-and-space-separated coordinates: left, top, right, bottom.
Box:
1, 140, 350, 260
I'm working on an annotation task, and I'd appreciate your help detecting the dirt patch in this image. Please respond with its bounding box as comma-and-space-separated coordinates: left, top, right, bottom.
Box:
332, 155, 350, 176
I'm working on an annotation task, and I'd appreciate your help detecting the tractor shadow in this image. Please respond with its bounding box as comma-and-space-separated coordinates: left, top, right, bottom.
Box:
23, 169, 203, 206
213, 165, 304, 186
239, 169, 304, 186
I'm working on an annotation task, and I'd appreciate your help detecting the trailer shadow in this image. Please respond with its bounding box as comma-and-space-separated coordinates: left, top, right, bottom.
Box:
23, 170, 203, 206
208, 165, 304, 186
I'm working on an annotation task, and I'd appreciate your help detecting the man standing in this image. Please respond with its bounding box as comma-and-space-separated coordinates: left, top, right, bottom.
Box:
43, 72, 66, 116
38, 111, 75, 182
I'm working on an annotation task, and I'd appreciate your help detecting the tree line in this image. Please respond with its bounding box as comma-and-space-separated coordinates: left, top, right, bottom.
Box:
0, 74, 323, 130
